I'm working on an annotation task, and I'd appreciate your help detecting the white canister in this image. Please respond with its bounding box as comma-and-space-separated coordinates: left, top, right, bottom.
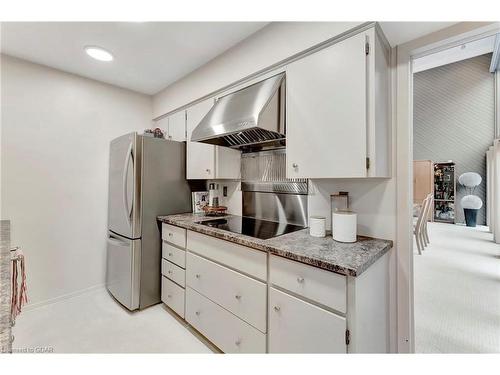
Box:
332, 211, 357, 243
309, 216, 326, 238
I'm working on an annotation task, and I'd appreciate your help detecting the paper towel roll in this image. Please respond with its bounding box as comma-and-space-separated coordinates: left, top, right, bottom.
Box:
332, 211, 357, 243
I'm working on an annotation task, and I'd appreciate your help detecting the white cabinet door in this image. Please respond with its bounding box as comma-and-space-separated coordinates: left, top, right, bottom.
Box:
215, 146, 241, 179
186, 99, 215, 179
269, 287, 346, 353
167, 110, 186, 142
286, 31, 368, 178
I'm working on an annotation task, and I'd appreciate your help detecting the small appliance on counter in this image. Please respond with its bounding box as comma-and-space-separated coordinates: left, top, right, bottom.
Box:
208, 183, 219, 207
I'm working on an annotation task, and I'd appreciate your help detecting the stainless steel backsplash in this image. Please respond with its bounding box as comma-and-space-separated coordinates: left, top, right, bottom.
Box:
241, 149, 308, 226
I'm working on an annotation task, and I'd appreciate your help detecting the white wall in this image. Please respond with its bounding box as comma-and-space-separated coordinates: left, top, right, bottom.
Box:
1, 55, 152, 306
153, 22, 363, 118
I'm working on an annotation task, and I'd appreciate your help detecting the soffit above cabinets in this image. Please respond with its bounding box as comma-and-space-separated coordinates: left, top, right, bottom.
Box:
412, 34, 498, 73
0, 22, 268, 95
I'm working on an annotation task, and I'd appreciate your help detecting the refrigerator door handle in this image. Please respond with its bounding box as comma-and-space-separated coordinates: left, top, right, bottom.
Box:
122, 141, 133, 224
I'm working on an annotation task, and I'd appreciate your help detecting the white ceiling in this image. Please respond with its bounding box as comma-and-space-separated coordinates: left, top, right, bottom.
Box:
0, 22, 458, 95
379, 22, 457, 46
0, 22, 268, 94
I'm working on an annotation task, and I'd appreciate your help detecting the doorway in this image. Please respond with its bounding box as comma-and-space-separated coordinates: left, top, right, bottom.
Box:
411, 40, 500, 352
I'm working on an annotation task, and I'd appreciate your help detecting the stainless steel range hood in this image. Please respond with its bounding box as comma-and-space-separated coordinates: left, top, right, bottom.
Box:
191, 73, 285, 150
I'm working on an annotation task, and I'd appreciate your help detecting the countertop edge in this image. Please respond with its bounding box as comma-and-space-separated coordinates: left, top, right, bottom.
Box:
158, 215, 393, 277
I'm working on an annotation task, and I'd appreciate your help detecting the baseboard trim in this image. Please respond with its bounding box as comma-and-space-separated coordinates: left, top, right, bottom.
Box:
22, 284, 106, 312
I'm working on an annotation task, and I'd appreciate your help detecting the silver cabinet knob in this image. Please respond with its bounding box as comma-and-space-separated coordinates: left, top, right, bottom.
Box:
273, 306, 280, 312
292, 163, 298, 168
195, 274, 201, 279
206, 169, 211, 173
235, 339, 241, 346
235, 295, 242, 300
297, 277, 304, 283
195, 311, 201, 316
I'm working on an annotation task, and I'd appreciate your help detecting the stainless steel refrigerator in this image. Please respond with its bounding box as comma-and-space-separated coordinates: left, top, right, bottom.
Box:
106, 132, 191, 310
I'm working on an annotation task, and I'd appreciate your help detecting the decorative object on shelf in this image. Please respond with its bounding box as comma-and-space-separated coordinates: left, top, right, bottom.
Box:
202, 205, 228, 216
192, 191, 209, 214
309, 216, 326, 238
433, 162, 455, 224
459, 172, 483, 227
144, 128, 165, 138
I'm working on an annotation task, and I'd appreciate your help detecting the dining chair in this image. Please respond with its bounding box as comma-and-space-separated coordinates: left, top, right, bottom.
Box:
414, 195, 429, 254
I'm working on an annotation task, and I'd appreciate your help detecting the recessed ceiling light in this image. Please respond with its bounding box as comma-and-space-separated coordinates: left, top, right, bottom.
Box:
84, 46, 114, 62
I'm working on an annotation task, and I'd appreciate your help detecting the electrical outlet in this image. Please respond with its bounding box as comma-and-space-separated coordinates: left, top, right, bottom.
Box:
223, 186, 228, 197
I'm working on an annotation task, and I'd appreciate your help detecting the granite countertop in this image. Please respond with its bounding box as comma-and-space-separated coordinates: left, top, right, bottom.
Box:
157, 213, 392, 277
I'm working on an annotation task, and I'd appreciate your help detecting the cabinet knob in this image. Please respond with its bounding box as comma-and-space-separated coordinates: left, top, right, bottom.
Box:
168, 253, 173, 257
168, 233, 173, 237
235, 295, 242, 300
273, 306, 281, 312
292, 163, 298, 168
168, 270, 172, 274
167, 294, 172, 298
235, 339, 241, 346
206, 169, 211, 173
195, 311, 201, 316
297, 277, 304, 283
195, 274, 201, 279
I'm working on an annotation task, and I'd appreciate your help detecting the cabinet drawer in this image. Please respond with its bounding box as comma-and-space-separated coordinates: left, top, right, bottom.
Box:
269, 287, 346, 353
162, 223, 186, 248
270, 255, 346, 313
187, 231, 267, 281
186, 252, 267, 332
162, 242, 186, 268
185, 287, 266, 353
161, 276, 185, 319
161, 258, 186, 287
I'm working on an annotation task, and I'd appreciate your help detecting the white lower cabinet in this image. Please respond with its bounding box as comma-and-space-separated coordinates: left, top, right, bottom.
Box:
161, 227, 390, 353
186, 287, 266, 353
269, 287, 346, 353
161, 276, 185, 318
186, 252, 267, 332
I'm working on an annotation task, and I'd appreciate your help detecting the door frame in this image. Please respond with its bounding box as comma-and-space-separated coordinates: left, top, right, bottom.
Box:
395, 21, 500, 353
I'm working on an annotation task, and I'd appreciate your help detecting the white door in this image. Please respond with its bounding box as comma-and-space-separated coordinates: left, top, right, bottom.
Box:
186, 99, 215, 179
167, 110, 186, 142
268, 287, 346, 353
286, 31, 368, 178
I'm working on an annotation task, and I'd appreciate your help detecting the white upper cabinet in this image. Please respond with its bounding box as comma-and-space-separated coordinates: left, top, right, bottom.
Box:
186, 98, 241, 180
286, 27, 390, 178
167, 110, 187, 142
186, 99, 216, 179
155, 111, 186, 142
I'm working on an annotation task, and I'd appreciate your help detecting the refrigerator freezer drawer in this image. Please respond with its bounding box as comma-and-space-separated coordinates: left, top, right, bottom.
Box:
106, 232, 141, 310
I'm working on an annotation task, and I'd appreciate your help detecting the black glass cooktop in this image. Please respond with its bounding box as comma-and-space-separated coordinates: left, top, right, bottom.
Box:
195, 216, 306, 240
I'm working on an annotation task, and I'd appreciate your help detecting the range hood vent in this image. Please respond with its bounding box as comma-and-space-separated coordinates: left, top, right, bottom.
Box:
191, 73, 285, 150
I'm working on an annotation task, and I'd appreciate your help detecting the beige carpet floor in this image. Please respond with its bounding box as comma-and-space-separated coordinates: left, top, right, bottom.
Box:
414, 222, 500, 353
